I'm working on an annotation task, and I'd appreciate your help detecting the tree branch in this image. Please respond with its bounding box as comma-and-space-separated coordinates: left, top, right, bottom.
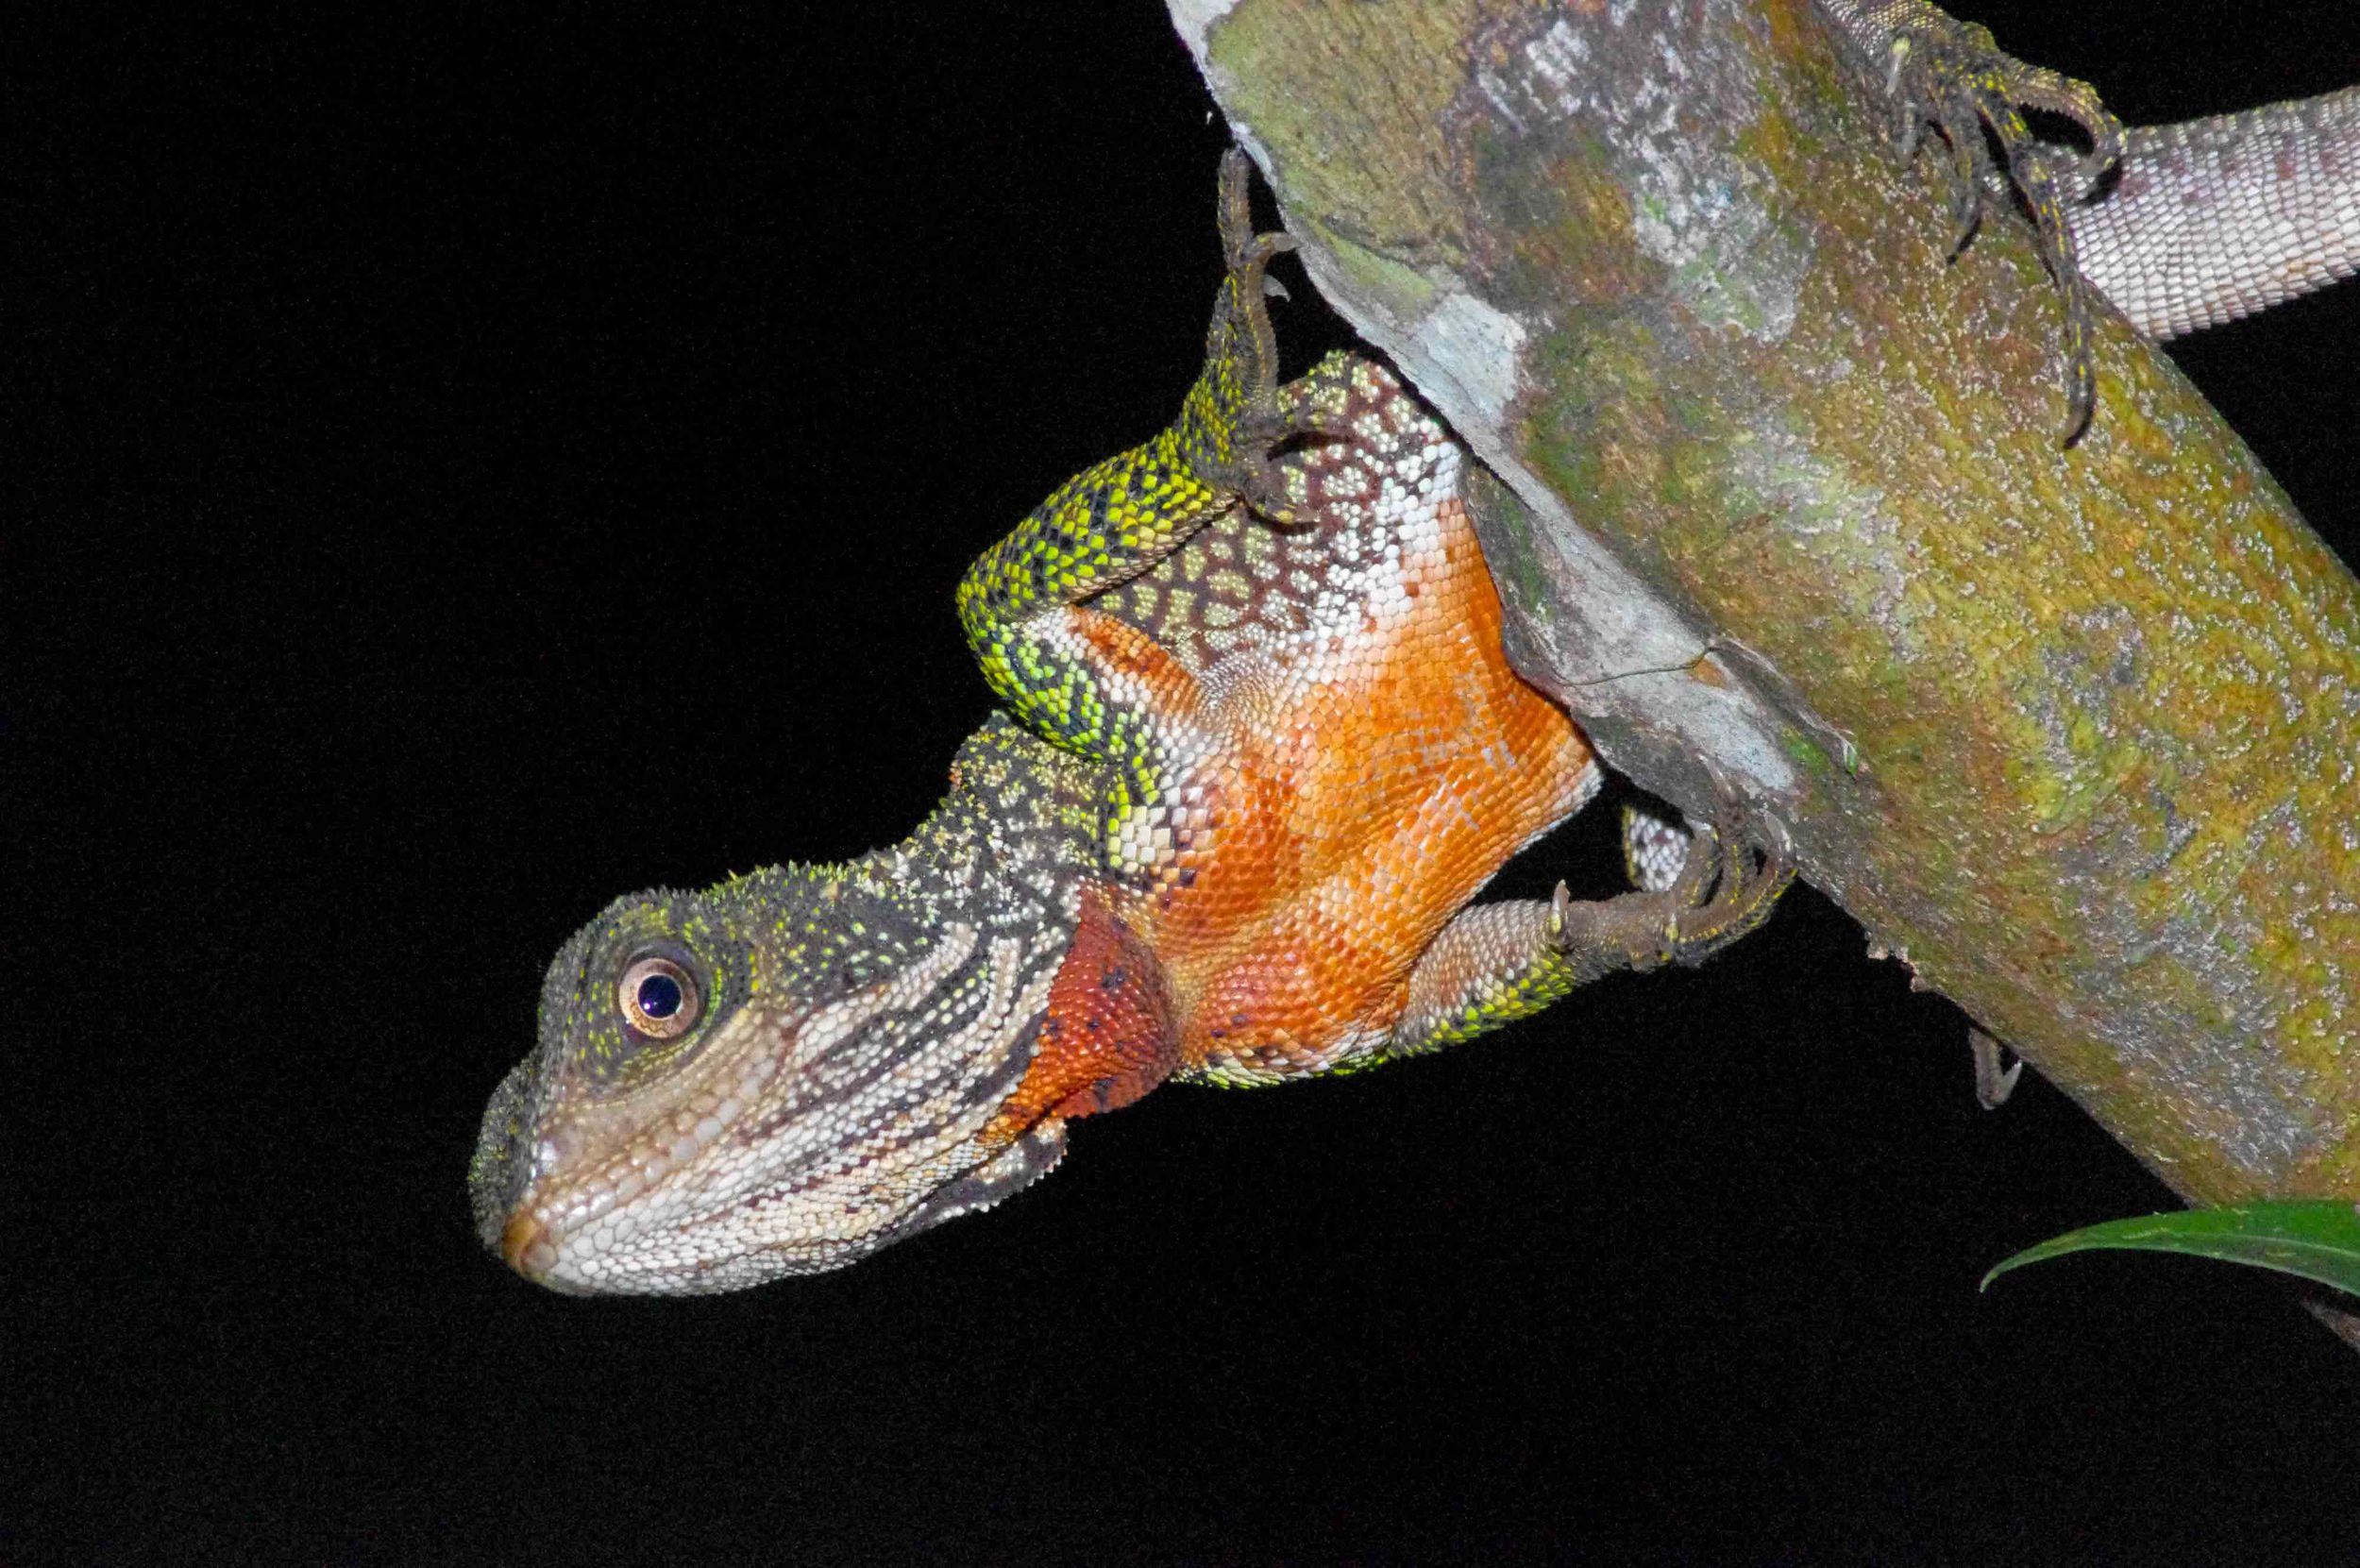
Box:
1172, 0, 2360, 1237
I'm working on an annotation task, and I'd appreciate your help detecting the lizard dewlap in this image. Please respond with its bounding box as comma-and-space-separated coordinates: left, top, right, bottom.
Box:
470, 152, 1787, 1295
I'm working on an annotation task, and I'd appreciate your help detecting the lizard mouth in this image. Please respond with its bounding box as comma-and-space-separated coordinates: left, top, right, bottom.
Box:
500, 1211, 556, 1281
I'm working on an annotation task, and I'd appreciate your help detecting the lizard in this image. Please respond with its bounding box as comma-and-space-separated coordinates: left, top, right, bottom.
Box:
470, 11, 2360, 1290
1817, 1, 2360, 442
467, 151, 1792, 1295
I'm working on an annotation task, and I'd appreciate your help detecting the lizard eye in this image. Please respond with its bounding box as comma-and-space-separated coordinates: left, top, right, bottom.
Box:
617, 953, 700, 1039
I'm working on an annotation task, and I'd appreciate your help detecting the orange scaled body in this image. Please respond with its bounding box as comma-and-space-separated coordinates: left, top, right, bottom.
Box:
1008, 357, 1599, 1117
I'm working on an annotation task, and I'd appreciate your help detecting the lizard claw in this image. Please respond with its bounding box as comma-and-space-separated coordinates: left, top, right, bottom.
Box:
1658, 774, 1793, 966
1204, 148, 1353, 525
1214, 149, 1296, 395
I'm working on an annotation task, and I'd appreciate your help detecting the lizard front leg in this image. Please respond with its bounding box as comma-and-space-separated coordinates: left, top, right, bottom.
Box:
956, 148, 1333, 768
1382, 789, 1794, 1059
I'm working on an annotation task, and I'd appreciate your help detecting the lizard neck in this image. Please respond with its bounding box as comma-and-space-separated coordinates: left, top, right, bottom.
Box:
872, 711, 1105, 938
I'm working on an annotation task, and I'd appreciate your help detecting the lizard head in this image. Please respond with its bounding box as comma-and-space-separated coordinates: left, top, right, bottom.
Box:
468, 863, 1072, 1294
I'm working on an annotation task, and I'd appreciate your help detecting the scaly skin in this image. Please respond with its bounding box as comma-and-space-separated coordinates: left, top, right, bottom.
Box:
2078, 90, 2360, 342
469, 153, 1789, 1295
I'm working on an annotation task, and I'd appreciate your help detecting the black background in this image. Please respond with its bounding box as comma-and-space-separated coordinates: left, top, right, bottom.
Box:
20, 3, 2360, 1562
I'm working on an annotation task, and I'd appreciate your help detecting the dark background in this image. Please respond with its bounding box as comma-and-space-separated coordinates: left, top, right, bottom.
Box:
20, 2, 2360, 1561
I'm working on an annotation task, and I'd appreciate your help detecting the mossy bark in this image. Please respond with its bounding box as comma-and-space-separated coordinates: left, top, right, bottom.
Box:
1172, 0, 2360, 1223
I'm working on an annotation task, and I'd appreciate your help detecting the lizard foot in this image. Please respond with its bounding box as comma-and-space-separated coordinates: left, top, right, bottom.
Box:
1222, 380, 1352, 527
1203, 148, 1352, 525
1553, 777, 1794, 975
1863, 1, 2124, 443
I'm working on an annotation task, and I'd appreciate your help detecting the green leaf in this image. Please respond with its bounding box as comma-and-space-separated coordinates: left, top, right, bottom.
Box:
1982, 1201, 2360, 1299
